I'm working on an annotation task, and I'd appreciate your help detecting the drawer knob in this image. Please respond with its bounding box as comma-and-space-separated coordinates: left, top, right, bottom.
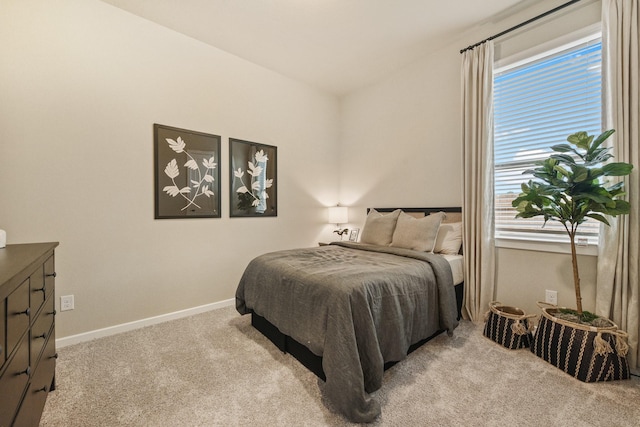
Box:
36, 386, 48, 393
17, 307, 31, 317
50, 353, 59, 360
34, 333, 47, 340
36, 284, 46, 293
18, 366, 31, 376
46, 272, 57, 278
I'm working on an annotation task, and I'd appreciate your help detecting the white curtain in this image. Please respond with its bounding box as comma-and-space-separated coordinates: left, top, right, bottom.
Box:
597, 0, 640, 371
461, 42, 496, 322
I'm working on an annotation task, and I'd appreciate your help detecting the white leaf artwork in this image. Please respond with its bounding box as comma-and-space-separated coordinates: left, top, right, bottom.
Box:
203, 186, 214, 197
166, 137, 186, 153
247, 164, 263, 177
164, 159, 179, 179
162, 135, 217, 212
163, 185, 180, 197
202, 157, 217, 169
184, 159, 198, 170
255, 150, 268, 163
233, 146, 275, 212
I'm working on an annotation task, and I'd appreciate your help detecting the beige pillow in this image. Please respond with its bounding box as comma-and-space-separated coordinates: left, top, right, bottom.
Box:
390, 211, 445, 252
360, 209, 401, 246
434, 222, 463, 255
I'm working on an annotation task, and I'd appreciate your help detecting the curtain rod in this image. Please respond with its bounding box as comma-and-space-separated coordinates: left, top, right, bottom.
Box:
459, 0, 583, 54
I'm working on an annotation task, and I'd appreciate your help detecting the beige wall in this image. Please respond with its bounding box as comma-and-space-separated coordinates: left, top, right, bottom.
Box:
339, 0, 602, 318
0, 0, 341, 337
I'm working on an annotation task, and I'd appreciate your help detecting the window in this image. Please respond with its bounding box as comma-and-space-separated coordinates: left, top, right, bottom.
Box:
493, 32, 602, 245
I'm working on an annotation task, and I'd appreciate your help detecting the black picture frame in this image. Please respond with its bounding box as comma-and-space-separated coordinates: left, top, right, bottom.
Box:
154, 124, 221, 219
229, 138, 277, 217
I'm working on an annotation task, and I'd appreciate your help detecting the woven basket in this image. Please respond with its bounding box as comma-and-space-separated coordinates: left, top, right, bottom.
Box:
531, 302, 630, 382
483, 301, 535, 350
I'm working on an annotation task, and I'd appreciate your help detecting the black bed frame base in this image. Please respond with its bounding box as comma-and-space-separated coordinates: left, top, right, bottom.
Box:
252, 283, 463, 381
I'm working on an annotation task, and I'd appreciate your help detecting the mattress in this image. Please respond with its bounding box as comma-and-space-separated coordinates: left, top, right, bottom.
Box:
442, 254, 464, 285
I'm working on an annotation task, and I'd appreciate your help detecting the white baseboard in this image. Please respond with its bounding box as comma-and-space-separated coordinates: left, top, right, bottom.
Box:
56, 298, 235, 348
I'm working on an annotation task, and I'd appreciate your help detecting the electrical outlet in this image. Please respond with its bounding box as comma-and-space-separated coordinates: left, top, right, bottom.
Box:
545, 290, 558, 305
60, 295, 75, 311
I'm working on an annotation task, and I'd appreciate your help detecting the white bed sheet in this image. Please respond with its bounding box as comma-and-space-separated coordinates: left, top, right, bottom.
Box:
442, 254, 464, 285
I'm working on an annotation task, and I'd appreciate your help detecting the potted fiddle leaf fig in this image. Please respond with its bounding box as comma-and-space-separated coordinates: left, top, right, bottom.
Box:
512, 129, 634, 382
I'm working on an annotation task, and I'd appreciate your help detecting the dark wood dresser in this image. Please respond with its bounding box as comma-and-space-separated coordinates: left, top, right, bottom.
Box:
0, 242, 58, 427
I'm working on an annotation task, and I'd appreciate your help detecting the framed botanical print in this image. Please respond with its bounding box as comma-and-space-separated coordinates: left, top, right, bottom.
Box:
229, 138, 277, 217
154, 124, 221, 219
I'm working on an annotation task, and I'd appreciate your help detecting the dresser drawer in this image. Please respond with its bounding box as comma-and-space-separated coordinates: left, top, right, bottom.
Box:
31, 294, 55, 365
6, 278, 30, 358
13, 330, 56, 427
30, 264, 46, 316
36, 255, 56, 310
0, 334, 30, 427
0, 301, 5, 367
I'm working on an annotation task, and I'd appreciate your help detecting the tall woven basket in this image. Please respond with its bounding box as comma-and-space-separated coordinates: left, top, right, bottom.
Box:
483, 301, 535, 349
532, 302, 630, 382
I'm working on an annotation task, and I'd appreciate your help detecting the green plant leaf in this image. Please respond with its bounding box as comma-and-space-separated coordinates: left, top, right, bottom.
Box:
551, 144, 574, 152
550, 153, 576, 164
567, 131, 593, 150
607, 181, 624, 190
588, 167, 604, 180
570, 165, 589, 182
567, 131, 586, 144
586, 213, 610, 225
574, 191, 613, 204
553, 164, 571, 178
602, 162, 634, 176
607, 200, 631, 215
586, 147, 613, 165
589, 129, 615, 153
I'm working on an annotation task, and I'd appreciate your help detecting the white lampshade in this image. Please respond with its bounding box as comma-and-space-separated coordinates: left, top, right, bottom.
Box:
328, 206, 348, 225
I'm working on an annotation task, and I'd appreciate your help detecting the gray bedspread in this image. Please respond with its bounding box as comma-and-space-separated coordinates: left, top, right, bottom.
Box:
235, 242, 459, 423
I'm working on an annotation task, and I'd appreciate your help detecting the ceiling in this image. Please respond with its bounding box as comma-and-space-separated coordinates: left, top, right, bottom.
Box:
100, 0, 531, 95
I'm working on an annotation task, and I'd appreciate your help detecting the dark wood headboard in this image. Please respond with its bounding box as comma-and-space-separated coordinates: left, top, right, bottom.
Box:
368, 207, 462, 223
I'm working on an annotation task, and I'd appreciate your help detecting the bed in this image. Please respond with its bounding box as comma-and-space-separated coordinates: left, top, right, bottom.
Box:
235, 207, 463, 423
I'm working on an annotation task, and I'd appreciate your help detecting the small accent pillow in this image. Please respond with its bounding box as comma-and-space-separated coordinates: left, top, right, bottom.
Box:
360, 209, 401, 246
434, 222, 463, 255
390, 211, 445, 252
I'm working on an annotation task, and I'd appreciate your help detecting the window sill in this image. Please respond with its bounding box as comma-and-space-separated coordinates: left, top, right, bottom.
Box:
495, 237, 598, 257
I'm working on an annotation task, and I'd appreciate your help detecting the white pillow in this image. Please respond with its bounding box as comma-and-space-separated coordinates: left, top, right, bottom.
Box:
434, 222, 463, 255
360, 209, 401, 246
390, 211, 445, 252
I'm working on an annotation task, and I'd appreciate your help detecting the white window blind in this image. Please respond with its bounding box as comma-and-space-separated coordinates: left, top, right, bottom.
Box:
493, 35, 602, 244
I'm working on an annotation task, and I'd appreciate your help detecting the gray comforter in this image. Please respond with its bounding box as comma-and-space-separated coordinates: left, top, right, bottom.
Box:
235, 242, 459, 423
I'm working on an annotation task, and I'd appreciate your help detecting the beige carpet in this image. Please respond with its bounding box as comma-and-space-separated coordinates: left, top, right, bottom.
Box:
41, 306, 640, 426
